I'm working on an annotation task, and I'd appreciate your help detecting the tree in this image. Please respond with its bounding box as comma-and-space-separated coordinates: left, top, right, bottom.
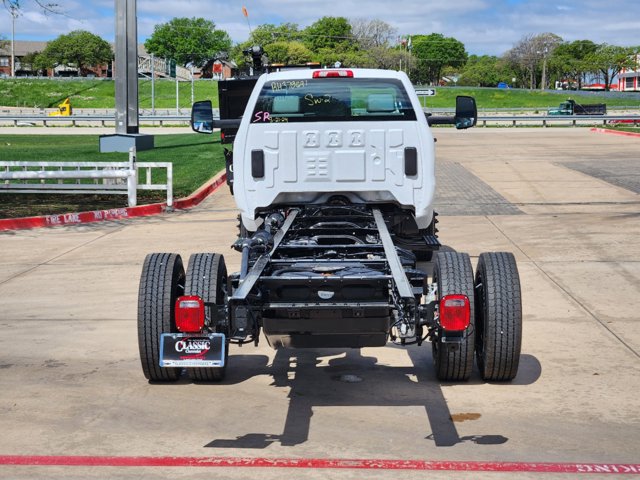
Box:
350, 18, 396, 50
19, 50, 45, 74
144, 17, 231, 67
458, 55, 515, 87
2, 0, 62, 15
302, 16, 355, 52
584, 44, 635, 91
504, 33, 562, 89
232, 23, 301, 68
313, 47, 371, 68
346, 19, 402, 69
410, 33, 467, 85
549, 40, 598, 89
363, 45, 412, 70
247, 23, 300, 46
264, 41, 312, 64
37, 30, 112, 75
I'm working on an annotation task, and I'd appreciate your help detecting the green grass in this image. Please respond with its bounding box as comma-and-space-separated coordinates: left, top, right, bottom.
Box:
0, 133, 226, 218
606, 125, 640, 133
0, 78, 219, 109
2, 78, 639, 111
415, 86, 640, 110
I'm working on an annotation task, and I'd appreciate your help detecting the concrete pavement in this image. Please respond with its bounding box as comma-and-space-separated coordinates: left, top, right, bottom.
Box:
0, 128, 639, 479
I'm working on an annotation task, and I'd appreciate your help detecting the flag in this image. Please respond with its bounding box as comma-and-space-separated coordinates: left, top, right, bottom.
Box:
242, 6, 249, 17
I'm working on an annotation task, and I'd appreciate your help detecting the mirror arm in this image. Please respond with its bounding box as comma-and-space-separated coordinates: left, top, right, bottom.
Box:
213, 119, 242, 129
427, 116, 456, 126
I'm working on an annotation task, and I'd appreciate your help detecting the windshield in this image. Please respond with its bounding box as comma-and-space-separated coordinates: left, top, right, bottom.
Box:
252, 78, 417, 123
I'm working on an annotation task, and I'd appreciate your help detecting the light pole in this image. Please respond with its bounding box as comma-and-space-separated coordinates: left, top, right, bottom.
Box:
99, 0, 153, 152
10, 4, 18, 78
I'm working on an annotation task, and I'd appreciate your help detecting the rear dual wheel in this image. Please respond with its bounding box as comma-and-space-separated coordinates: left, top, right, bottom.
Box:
184, 253, 229, 382
474, 252, 522, 381
432, 252, 475, 381
431, 251, 522, 382
138, 253, 185, 382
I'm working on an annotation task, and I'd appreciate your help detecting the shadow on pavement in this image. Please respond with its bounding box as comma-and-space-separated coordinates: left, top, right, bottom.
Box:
204, 347, 541, 449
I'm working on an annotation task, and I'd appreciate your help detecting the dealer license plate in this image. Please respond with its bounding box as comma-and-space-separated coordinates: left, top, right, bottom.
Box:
159, 333, 225, 368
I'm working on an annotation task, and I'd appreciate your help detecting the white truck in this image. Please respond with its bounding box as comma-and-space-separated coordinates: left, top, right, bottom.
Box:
137, 68, 522, 384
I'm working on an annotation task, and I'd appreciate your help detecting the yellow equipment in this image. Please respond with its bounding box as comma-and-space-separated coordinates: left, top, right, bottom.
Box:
48, 98, 72, 116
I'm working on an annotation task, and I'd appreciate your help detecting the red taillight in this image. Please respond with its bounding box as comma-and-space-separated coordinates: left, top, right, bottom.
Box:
175, 296, 205, 333
220, 132, 225, 141
439, 294, 470, 331
312, 69, 354, 78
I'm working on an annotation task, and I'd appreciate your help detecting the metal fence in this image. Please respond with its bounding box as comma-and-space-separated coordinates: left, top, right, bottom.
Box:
0, 148, 173, 207
475, 115, 640, 127
0, 114, 191, 128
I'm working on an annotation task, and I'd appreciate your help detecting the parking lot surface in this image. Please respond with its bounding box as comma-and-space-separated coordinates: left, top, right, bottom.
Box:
1, 128, 639, 479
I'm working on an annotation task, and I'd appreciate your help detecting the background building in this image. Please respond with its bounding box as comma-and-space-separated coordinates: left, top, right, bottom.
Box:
0, 40, 113, 78
618, 55, 640, 92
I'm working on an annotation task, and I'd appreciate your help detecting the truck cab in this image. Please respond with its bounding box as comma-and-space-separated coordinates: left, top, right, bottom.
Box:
192, 68, 477, 234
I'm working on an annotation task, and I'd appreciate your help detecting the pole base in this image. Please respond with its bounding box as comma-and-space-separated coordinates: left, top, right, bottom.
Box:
99, 134, 154, 153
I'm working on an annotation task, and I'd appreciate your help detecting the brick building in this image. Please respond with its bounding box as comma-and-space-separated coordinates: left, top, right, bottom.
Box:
0, 40, 110, 77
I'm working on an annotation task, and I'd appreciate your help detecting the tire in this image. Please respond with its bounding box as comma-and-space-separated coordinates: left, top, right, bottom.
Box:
432, 251, 475, 381
475, 252, 522, 381
184, 253, 229, 382
138, 253, 185, 382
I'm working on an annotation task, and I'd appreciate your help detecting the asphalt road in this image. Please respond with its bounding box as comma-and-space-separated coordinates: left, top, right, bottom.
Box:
1, 128, 639, 479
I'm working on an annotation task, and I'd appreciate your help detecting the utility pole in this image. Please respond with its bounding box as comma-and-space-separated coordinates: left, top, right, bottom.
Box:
10, 5, 18, 78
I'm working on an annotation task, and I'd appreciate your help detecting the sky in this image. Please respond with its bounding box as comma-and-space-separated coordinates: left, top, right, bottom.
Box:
1, 0, 639, 56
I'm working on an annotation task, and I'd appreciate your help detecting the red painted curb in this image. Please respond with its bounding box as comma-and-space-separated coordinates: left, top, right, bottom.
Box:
173, 171, 227, 210
0, 455, 639, 474
590, 128, 640, 138
0, 172, 227, 232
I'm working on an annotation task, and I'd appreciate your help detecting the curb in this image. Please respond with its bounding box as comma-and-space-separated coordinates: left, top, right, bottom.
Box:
0, 171, 227, 232
590, 128, 640, 138
1, 454, 638, 474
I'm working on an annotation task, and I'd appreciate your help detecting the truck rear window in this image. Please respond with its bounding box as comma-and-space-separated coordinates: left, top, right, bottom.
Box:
251, 78, 417, 123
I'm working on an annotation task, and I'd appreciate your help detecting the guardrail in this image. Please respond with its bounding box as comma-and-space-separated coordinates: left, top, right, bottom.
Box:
0, 148, 173, 207
475, 115, 640, 127
0, 115, 192, 127
0, 114, 638, 128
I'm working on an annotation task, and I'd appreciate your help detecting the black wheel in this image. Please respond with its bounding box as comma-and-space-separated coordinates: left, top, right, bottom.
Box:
184, 253, 229, 382
475, 252, 522, 381
138, 253, 185, 382
432, 251, 475, 381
